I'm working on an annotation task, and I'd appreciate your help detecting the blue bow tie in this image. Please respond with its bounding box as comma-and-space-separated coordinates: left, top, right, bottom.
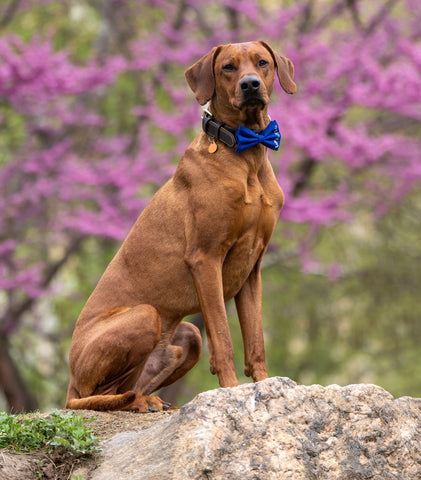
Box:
235, 120, 281, 153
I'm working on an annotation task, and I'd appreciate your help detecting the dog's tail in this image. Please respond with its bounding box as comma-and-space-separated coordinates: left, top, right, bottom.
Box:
66, 391, 136, 411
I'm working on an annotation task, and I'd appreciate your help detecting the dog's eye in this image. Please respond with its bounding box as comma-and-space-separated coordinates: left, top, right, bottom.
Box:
222, 63, 235, 72
258, 59, 269, 67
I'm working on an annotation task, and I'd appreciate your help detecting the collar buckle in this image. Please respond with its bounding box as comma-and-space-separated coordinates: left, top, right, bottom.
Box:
201, 111, 237, 149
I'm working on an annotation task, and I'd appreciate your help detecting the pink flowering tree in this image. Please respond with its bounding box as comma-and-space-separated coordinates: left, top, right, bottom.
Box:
0, 0, 420, 410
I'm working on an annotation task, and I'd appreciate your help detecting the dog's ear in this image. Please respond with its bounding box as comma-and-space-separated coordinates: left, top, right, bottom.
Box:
258, 41, 297, 95
185, 47, 222, 105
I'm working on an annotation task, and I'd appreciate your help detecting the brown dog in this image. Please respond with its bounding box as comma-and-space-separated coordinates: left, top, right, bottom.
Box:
65, 41, 296, 412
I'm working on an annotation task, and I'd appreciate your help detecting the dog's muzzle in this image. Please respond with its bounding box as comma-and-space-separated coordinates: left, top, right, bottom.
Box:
239, 76, 266, 108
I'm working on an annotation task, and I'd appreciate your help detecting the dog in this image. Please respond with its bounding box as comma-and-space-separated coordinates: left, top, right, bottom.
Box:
65, 41, 296, 412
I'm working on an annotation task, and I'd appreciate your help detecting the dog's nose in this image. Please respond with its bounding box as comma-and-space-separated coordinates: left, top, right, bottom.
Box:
240, 76, 261, 94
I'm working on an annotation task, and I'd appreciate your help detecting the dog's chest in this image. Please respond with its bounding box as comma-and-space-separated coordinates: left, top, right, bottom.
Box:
221, 174, 283, 297
227, 168, 283, 233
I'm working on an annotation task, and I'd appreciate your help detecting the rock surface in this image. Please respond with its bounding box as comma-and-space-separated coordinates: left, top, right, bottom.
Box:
86, 377, 421, 480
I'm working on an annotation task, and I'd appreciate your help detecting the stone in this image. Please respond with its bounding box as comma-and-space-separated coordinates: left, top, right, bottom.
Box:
89, 377, 421, 480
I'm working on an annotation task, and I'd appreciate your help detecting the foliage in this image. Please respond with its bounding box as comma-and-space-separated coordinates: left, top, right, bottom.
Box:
0, 0, 420, 410
1, 0, 420, 319
0, 409, 100, 456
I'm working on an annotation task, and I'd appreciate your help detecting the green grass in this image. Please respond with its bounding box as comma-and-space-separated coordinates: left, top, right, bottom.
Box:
0, 409, 100, 456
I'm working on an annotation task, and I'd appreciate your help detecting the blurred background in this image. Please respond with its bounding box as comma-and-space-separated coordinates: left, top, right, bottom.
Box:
0, 0, 420, 412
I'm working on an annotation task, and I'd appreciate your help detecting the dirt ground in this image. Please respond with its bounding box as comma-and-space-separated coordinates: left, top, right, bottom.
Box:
76, 408, 176, 440
0, 409, 177, 480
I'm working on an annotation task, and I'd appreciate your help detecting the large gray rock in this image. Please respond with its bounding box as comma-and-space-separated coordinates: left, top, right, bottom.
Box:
90, 377, 421, 479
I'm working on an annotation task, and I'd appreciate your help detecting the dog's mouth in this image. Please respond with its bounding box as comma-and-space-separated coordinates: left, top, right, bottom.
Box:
241, 97, 266, 108
233, 96, 267, 110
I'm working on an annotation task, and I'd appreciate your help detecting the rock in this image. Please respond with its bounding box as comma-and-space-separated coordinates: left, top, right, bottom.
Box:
88, 377, 421, 480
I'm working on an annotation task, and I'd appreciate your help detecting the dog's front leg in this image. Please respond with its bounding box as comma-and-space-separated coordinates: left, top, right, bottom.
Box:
185, 251, 239, 388
235, 260, 269, 382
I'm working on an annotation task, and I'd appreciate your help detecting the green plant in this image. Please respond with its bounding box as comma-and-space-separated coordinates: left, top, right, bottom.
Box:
0, 409, 100, 456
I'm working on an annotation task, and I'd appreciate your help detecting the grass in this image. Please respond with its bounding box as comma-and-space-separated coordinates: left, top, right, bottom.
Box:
0, 409, 100, 456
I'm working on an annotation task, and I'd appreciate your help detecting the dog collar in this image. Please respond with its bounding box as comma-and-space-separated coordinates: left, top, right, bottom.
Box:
201, 110, 237, 149
201, 110, 280, 153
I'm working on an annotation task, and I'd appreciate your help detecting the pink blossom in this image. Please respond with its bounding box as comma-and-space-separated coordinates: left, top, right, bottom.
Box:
1, 0, 420, 320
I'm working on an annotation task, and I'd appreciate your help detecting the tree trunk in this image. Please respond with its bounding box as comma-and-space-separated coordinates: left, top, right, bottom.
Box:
0, 335, 38, 412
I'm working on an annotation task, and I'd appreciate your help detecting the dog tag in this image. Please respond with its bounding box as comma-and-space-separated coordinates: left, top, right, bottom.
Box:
208, 139, 218, 154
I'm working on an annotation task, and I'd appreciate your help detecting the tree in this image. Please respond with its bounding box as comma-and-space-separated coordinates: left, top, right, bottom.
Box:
0, 0, 420, 410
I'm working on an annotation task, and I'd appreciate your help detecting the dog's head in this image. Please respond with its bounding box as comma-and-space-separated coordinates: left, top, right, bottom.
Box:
185, 41, 296, 123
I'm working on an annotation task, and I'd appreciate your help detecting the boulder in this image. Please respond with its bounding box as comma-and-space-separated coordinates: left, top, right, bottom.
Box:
89, 377, 421, 479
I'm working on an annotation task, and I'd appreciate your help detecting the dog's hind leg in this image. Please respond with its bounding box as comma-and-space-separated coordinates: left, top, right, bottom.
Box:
136, 321, 202, 395
66, 304, 169, 412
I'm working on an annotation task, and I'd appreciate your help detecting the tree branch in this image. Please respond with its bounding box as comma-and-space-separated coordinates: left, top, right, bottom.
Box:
291, 157, 317, 198
0, 0, 21, 29
261, 247, 298, 269
313, 0, 348, 31
365, 0, 399, 34
0, 335, 38, 412
3, 236, 85, 336
345, 0, 363, 30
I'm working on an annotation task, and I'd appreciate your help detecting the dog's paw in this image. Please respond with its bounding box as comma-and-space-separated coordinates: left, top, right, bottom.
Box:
123, 393, 172, 413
